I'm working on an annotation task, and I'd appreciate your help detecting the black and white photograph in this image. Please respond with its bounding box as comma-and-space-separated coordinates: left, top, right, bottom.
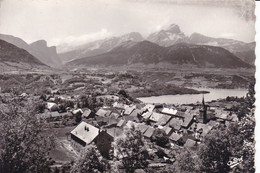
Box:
0, 0, 257, 172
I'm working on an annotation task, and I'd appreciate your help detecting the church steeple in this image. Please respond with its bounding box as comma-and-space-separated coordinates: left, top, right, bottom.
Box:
202, 94, 207, 124
202, 94, 205, 108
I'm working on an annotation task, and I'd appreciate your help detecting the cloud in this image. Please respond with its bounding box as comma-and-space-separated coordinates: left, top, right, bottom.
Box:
220, 32, 235, 38
51, 28, 113, 52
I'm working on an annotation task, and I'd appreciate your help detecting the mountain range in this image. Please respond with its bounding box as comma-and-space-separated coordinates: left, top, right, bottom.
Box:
0, 34, 61, 67
0, 23, 255, 70
58, 32, 144, 63
60, 24, 255, 66
0, 39, 48, 72
67, 40, 251, 69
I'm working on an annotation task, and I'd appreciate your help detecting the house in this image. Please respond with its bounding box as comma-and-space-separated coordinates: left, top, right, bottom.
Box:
207, 120, 219, 127
136, 123, 149, 134
174, 111, 186, 118
129, 109, 143, 117
143, 127, 155, 138
107, 127, 124, 138
82, 109, 94, 119
124, 107, 135, 116
182, 114, 194, 129
156, 115, 172, 126
70, 121, 113, 158
149, 112, 164, 122
107, 117, 118, 127
184, 139, 196, 148
117, 119, 126, 128
47, 102, 59, 112
95, 116, 109, 126
169, 133, 183, 145
161, 126, 174, 136
94, 130, 114, 158
142, 111, 153, 120
143, 104, 156, 112
196, 123, 213, 137
161, 108, 177, 116
96, 108, 109, 117
72, 109, 83, 116
167, 118, 183, 131
70, 121, 100, 150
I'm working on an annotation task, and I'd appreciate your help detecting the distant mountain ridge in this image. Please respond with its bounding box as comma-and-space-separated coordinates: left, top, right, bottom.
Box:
0, 34, 61, 67
59, 32, 144, 63
188, 32, 255, 65
0, 39, 48, 71
67, 40, 251, 69
59, 24, 255, 65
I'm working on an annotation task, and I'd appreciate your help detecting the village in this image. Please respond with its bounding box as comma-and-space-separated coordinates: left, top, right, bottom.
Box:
26, 87, 244, 171
0, 71, 254, 172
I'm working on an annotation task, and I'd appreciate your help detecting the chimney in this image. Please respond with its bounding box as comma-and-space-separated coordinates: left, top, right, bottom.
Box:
85, 126, 89, 131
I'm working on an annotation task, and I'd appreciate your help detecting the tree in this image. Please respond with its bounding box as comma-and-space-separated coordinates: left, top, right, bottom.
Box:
115, 127, 149, 173
0, 97, 54, 173
176, 149, 199, 173
70, 145, 110, 173
151, 129, 169, 148
198, 126, 232, 173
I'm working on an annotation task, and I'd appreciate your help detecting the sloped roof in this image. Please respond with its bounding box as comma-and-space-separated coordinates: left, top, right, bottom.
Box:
182, 114, 194, 127
197, 123, 213, 136
72, 109, 83, 115
142, 111, 153, 119
47, 102, 58, 110
129, 109, 142, 117
124, 107, 135, 115
175, 111, 185, 118
215, 111, 229, 120
108, 117, 118, 125
149, 112, 165, 122
162, 126, 173, 136
143, 127, 155, 138
110, 112, 120, 119
117, 119, 126, 127
82, 109, 92, 118
184, 139, 196, 147
169, 133, 183, 141
136, 123, 149, 133
168, 118, 183, 130
207, 120, 219, 127
107, 127, 123, 138
157, 115, 172, 126
144, 104, 155, 112
161, 108, 177, 115
96, 108, 108, 117
70, 121, 99, 145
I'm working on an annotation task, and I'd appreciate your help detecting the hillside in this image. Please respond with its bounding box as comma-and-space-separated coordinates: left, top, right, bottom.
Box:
67, 41, 252, 69
0, 34, 61, 67
0, 39, 48, 71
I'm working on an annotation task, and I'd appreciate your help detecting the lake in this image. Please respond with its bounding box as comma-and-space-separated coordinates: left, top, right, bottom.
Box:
137, 88, 248, 104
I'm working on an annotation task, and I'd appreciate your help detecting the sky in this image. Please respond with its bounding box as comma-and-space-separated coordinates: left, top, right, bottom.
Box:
0, 0, 256, 48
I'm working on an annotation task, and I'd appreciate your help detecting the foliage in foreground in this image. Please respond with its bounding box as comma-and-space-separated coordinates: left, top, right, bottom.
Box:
115, 127, 149, 173
70, 145, 110, 173
0, 96, 54, 173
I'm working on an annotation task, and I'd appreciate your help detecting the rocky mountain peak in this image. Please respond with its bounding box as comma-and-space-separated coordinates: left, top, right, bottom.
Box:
166, 24, 182, 34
